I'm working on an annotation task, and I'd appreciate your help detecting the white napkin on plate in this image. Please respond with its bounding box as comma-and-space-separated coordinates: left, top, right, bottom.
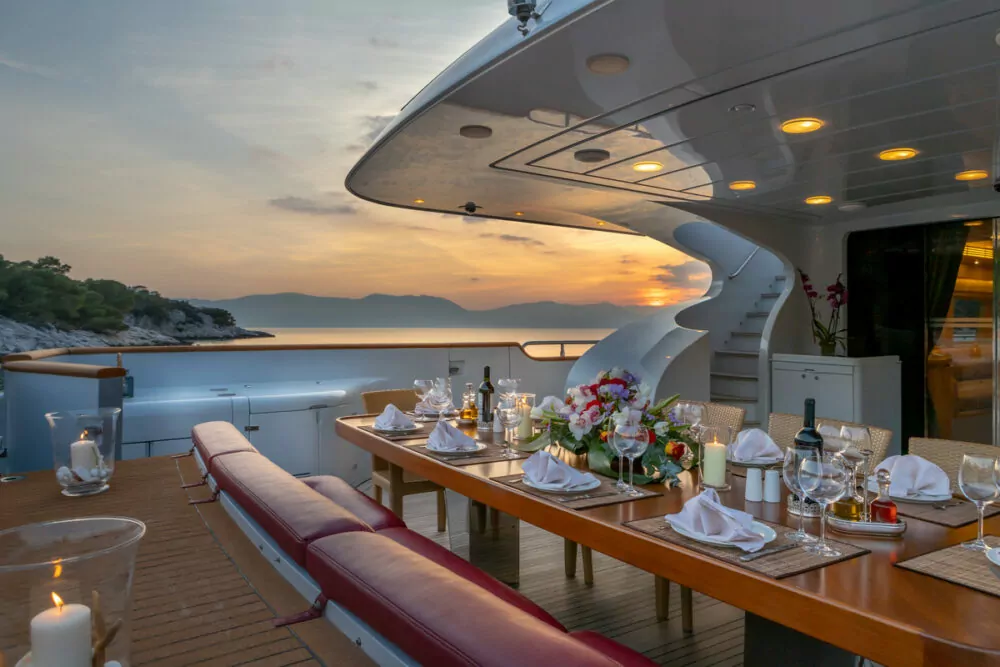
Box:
874, 455, 950, 498
522, 451, 598, 490
665, 488, 765, 552
728, 428, 782, 462
374, 404, 416, 430
426, 421, 478, 452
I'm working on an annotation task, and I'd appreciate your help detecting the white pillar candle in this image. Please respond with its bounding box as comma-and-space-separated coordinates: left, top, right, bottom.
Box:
516, 403, 533, 439
702, 440, 728, 488
69, 440, 100, 471
30, 594, 92, 667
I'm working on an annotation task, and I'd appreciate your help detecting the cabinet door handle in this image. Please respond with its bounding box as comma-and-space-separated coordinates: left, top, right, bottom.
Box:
814, 376, 819, 380
801, 374, 806, 379
244, 425, 260, 432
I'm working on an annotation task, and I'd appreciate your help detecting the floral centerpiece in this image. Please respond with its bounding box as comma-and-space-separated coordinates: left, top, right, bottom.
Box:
529, 368, 697, 486
798, 270, 847, 356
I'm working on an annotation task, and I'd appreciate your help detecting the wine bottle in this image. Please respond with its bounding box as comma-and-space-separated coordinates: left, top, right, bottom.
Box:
793, 398, 823, 454
477, 366, 494, 432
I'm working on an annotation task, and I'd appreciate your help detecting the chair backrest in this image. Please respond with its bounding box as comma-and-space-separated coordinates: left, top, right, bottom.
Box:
363, 389, 419, 414
909, 438, 1000, 484
685, 401, 746, 435
767, 413, 893, 465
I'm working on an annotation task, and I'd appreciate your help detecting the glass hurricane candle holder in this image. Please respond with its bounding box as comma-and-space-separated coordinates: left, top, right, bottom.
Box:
516, 393, 536, 440
698, 425, 732, 491
45, 409, 121, 497
0, 517, 146, 667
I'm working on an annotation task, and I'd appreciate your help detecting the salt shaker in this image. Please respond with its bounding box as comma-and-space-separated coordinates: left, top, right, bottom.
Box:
745, 468, 763, 502
493, 408, 504, 433
764, 469, 782, 503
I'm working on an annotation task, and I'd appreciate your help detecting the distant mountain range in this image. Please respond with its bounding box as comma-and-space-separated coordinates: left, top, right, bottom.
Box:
188, 293, 657, 329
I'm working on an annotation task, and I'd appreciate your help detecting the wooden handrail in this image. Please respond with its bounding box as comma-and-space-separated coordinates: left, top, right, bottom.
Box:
2, 348, 71, 362
3, 360, 126, 379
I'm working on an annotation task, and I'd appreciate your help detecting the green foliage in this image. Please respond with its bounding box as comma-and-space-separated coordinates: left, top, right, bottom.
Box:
0, 255, 237, 334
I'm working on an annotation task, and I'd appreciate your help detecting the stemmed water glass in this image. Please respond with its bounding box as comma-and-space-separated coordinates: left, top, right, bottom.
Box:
413, 379, 435, 421
782, 448, 818, 544
959, 454, 1000, 551
497, 378, 520, 402
426, 378, 453, 423
610, 427, 629, 492
614, 421, 649, 497
497, 396, 522, 459
798, 452, 850, 557
675, 401, 705, 441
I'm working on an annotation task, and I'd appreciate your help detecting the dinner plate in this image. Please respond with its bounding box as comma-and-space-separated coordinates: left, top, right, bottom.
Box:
727, 455, 782, 468
865, 479, 952, 504
667, 519, 777, 548
373, 424, 420, 435
426, 441, 487, 456
521, 476, 602, 495
986, 547, 1000, 569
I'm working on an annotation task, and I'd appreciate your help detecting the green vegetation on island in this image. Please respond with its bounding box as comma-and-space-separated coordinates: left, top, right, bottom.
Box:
0, 255, 236, 333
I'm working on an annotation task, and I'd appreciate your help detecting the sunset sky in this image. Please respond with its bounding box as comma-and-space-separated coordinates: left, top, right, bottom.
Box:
0, 0, 708, 310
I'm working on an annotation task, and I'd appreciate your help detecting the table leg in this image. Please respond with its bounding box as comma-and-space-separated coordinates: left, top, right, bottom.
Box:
744, 613, 857, 666
445, 490, 520, 587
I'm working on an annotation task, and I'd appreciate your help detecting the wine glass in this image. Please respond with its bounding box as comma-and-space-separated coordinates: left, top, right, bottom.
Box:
959, 454, 1000, 551
614, 422, 649, 496
782, 448, 818, 543
609, 427, 629, 492
675, 401, 704, 441
798, 452, 850, 557
497, 396, 522, 459
496, 378, 520, 401
427, 379, 453, 423
412, 379, 436, 422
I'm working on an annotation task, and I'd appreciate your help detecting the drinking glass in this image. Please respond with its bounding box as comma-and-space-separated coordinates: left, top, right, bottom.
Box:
497, 378, 520, 401
782, 448, 818, 543
675, 401, 704, 441
614, 422, 649, 496
609, 428, 628, 492
497, 396, 523, 459
427, 379, 453, 423
959, 454, 1000, 551
798, 452, 850, 557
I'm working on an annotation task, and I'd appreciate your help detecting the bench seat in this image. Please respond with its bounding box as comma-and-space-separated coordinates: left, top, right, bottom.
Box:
191, 421, 256, 472
303, 475, 406, 533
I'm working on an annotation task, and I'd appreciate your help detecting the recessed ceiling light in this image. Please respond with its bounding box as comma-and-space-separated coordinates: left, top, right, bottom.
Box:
878, 147, 918, 161
965, 220, 984, 226
459, 125, 493, 139
413, 198, 425, 204
728, 180, 757, 191
729, 103, 756, 113
805, 195, 833, 205
596, 221, 606, 226
955, 169, 989, 181
780, 117, 824, 134
514, 211, 524, 217
586, 54, 630, 75
632, 161, 663, 173
575, 148, 611, 163
838, 202, 866, 212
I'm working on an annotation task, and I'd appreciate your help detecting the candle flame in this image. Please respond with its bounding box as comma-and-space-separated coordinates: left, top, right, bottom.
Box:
51, 592, 64, 611
53, 562, 63, 579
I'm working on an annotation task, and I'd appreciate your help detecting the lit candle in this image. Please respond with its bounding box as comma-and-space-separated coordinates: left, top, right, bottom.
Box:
30, 593, 92, 667
70, 436, 100, 471
702, 439, 728, 488
516, 399, 533, 439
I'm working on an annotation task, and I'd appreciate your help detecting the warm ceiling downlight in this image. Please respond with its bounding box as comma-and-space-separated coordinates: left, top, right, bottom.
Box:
878, 147, 918, 161
780, 117, 824, 134
413, 198, 425, 204
632, 161, 663, 173
805, 195, 832, 205
955, 169, 989, 181
728, 181, 757, 191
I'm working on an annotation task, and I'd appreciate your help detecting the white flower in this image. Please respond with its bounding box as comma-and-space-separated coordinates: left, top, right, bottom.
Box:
613, 408, 642, 427
654, 421, 670, 437
608, 366, 626, 380
532, 395, 566, 419
567, 412, 594, 440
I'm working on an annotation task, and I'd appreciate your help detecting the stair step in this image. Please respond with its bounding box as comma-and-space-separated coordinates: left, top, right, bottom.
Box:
761, 292, 780, 299
774, 275, 786, 281
744, 420, 761, 428
730, 331, 762, 337
746, 311, 769, 318
711, 394, 758, 404
711, 372, 757, 381
714, 350, 757, 357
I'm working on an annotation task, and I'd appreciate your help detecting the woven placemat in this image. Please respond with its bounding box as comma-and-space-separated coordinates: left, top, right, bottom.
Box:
729, 463, 780, 479
625, 516, 869, 579
895, 500, 1000, 528
410, 443, 531, 467
359, 423, 437, 441
495, 473, 662, 510
896, 536, 1000, 597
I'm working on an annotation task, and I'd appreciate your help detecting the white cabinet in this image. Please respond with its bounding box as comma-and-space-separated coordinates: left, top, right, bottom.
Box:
246, 409, 321, 477
771, 354, 901, 455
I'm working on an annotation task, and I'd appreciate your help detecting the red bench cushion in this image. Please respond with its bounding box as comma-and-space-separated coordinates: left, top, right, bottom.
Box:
302, 476, 406, 532
570, 631, 658, 667
212, 452, 371, 565
191, 422, 256, 472
378, 526, 563, 630
307, 532, 621, 667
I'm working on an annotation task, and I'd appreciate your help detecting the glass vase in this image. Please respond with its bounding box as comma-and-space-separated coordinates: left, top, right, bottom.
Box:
45, 409, 121, 497
0, 517, 146, 667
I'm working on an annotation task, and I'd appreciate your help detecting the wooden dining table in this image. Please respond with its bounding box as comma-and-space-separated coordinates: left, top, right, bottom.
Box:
336, 415, 1000, 667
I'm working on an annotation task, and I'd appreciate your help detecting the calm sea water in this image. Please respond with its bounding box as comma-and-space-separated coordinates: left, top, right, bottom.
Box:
215, 327, 613, 357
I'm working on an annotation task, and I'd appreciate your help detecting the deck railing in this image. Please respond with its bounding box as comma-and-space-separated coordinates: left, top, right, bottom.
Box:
521, 339, 601, 359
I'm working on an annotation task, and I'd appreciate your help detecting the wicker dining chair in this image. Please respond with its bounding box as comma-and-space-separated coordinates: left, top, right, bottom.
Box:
909, 438, 999, 484
567, 401, 746, 633
766, 413, 893, 466
362, 389, 446, 532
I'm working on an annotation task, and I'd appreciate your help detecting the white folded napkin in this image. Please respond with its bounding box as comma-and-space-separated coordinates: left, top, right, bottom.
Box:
728, 428, 782, 462
426, 420, 478, 452
664, 488, 765, 552
374, 404, 416, 430
874, 455, 951, 498
522, 451, 598, 489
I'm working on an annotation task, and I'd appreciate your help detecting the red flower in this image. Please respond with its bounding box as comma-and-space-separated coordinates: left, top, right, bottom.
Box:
584, 399, 601, 413
807, 290, 818, 298
665, 441, 686, 460
840, 289, 848, 305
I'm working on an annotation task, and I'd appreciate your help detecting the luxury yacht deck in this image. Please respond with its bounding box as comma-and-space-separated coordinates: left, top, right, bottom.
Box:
0, 457, 742, 666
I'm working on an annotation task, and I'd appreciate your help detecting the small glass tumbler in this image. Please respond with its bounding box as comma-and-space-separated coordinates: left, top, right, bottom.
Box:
0, 517, 146, 667
46, 408, 121, 497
